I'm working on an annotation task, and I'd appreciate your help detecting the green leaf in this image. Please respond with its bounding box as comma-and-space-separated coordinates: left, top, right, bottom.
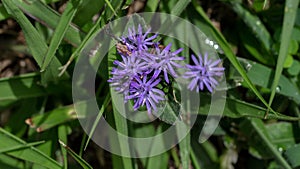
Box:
240, 58, 300, 104
0, 141, 45, 154
170, 0, 191, 16
238, 21, 273, 65
73, 0, 105, 27
287, 60, 300, 76
268, 0, 300, 110
4, 99, 40, 137
288, 40, 298, 54
266, 122, 300, 150
283, 55, 294, 68
228, 2, 273, 57
240, 119, 293, 169
145, 127, 169, 169
156, 97, 181, 124
0, 73, 45, 101
84, 94, 111, 150
177, 122, 190, 169
18, 0, 83, 46
0, 154, 24, 169
108, 48, 134, 169
0, 4, 10, 21
0, 128, 62, 169
2, 0, 68, 84
59, 140, 93, 169
145, 0, 160, 12
41, 0, 82, 71
25, 104, 77, 133
103, 0, 123, 22
199, 94, 300, 121
190, 138, 219, 169
104, 0, 118, 17
58, 126, 69, 169
59, 11, 105, 76
284, 144, 300, 168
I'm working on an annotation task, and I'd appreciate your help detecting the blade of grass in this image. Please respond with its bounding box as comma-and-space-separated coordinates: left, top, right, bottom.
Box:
0, 154, 24, 169
58, 13, 104, 76
59, 140, 93, 169
263, 0, 270, 9
0, 141, 45, 153
144, 125, 169, 169
171, 147, 181, 168
198, 94, 300, 121
0, 73, 44, 101
3, 0, 46, 66
84, 94, 111, 150
40, 0, 82, 71
79, 133, 87, 157
191, 0, 274, 115
18, 0, 83, 46
104, 0, 118, 17
2, 0, 68, 84
111, 102, 135, 169
58, 126, 69, 169
0, 128, 62, 169
59, 0, 123, 76
170, 0, 191, 16
191, 149, 202, 169
177, 123, 190, 169
107, 47, 134, 169
145, 0, 160, 12
268, 0, 299, 113
103, 0, 123, 22
0, 4, 9, 21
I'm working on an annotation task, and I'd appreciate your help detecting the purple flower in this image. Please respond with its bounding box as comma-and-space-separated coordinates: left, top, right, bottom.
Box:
120, 24, 158, 52
183, 53, 224, 93
125, 75, 165, 114
108, 52, 148, 94
145, 43, 184, 83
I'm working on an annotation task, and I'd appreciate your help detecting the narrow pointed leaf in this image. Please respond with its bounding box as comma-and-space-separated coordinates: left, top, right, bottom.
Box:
41, 0, 82, 71
0, 128, 62, 169
268, 0, 300, 109
59, 140, 93, 169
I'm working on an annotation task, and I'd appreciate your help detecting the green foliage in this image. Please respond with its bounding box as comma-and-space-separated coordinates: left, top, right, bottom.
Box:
1, 0, 300, 168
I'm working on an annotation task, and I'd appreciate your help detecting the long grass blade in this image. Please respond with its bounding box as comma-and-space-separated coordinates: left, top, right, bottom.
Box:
84, 94, 111, 150
59, 140, 93, 169
18, 0, 83, 46
58, 126, 69, 169
268, 0, 300, 113
0, 141, 45, 154
41, 0, 82, 71
0, 128, 62, 169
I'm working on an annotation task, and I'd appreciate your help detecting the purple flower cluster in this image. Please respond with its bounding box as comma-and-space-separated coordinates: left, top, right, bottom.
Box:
183, 53, 225, 93
108, 24, 224, 114
109, 25, 184, 114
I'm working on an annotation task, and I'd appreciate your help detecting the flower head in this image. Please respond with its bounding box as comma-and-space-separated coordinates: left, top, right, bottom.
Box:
108, 52, 148, 94
145, 43, 184, 83
125, 75, 165, 114
120, 24, 158, 52
183, 53, 224, 93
